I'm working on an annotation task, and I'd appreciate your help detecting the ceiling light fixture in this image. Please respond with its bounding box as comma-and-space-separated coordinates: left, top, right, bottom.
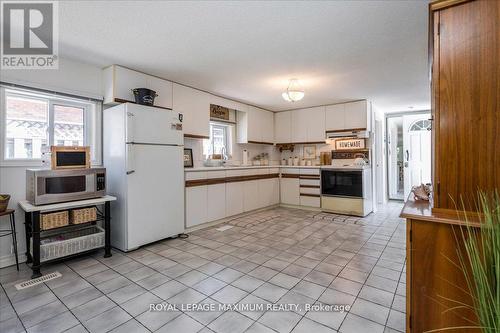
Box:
282, 79, 304, 102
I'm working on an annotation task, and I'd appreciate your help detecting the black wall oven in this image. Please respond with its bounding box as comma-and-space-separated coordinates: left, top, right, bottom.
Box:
321, 169, 363, 198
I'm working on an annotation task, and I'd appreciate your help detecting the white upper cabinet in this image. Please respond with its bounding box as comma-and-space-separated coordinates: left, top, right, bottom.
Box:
291, 109, 308, 143
306, 106, 326, 142
325, 104, 346, 131
325, 100, 370, 131
173, 84, 210, 138
344, 100, 369, 130
237, 106, 274, 144
148, 76, 173, 109
291, 107, 325, 143
103, 65, 173, 109
274, 111, 292, 144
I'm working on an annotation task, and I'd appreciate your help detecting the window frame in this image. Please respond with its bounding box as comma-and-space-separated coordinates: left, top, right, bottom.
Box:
203, 121, 232, 158
0, 87, 102, 167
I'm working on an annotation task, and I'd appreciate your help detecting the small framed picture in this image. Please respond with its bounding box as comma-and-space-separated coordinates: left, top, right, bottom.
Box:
184, 148, 194, 168
303, 145, 317, 159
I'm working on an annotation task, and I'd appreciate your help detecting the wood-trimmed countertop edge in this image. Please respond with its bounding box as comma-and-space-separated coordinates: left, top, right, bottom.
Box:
186, 173, 280, 187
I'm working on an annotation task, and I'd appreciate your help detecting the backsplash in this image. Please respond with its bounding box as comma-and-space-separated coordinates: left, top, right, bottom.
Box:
184, 138, 280, 168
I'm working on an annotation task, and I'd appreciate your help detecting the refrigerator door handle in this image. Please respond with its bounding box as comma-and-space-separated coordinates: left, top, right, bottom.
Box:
126, 144, 135, 175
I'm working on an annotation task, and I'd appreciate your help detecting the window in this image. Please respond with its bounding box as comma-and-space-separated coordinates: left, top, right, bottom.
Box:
1, 87, 102, 164
203, 123, 231, 158
409, 119, 432, 131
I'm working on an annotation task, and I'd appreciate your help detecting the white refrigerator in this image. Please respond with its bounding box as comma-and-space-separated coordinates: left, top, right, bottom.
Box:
104, 103, 185, 251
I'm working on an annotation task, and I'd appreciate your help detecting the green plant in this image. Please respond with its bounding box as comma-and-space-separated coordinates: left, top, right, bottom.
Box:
456, 191, 500, 332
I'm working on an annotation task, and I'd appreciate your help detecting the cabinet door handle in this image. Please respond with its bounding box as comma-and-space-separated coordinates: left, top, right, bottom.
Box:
126, 170, 135, 175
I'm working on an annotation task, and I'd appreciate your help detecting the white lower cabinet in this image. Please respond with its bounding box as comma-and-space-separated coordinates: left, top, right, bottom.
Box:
226, 182, 244, 216
185, 185, 208, 228
207, 184, 226, 222
300, 195, 321, 207
258, 178, 279, 208
280, 178, 300, 205
243, 180, 260, 212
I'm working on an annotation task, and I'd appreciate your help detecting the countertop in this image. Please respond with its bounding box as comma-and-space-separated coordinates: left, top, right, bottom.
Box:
400, 194, 481, 226
185, 165, 321, 172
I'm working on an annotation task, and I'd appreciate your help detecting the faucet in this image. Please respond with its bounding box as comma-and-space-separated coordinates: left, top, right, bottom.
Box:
221, 147, 229, 161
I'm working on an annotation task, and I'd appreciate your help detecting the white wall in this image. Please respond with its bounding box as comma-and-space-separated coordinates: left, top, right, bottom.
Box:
0, 58, 103, 267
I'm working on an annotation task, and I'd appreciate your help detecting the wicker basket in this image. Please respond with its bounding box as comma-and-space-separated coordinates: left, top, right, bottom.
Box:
41, 211, 69, 230
70, 207, 97, 225
33, 226, 105, 262
0, 194, 10, 213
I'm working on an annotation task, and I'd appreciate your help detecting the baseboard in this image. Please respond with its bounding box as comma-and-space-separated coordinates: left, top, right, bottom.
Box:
185, 204, 280, 233
0, 253, 27, 269
278, 204, 322, 212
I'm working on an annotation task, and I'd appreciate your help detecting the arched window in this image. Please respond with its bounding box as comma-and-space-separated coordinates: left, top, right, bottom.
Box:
409, 119, 431, 131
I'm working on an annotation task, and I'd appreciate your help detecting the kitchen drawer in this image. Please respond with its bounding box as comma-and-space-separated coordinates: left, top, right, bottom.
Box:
256, 168, 270, 175
300, 195, 320, 207
241, 169, 256, 176
280, 168, 300, 175
226, 169, 246, 177
300, 178, 320, 186
206, 170, 226, 179
300, 187, 320, 195
185, 172, 207, 180
300, 168, 320, 175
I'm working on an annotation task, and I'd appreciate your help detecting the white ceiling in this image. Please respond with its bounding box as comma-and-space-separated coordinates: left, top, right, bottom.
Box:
59, 1, 430, 112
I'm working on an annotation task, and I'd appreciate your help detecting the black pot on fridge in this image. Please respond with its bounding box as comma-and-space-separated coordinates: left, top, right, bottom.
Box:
132, 88, 158, 106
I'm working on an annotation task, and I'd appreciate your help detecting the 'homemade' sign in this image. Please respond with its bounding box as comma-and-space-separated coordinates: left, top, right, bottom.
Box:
335, 138, 365, 150
210, 104, 230, 120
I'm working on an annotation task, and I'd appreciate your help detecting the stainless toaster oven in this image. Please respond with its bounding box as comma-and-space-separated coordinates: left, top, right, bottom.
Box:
26, 168, 106, 205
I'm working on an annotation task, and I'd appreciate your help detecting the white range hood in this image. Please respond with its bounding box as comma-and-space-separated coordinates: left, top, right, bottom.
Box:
325, 129, 369, 139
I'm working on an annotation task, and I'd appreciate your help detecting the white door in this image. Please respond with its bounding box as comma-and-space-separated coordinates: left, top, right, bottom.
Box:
125, 104, 183, 145
126, 144, 184, 250
275, 111, 292, 143
403, 114, 432, 199
186, 186, 208, 227
280, 178, 300, 205
226, 182, 244, 217
207, 184, 226, 222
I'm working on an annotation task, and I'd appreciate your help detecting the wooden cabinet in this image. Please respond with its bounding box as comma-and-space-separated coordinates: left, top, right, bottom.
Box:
431, 0, 500, 210
237, 106, 274, 145
401, 198, 480, 333
185, 185, 208, 228
403, 1, 500, 332
274, 111, 292, 144
172, 84, 210, 138
103, 65, 173, 109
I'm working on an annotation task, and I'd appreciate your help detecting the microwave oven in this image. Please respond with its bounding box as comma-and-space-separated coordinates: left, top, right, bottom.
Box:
26, 168, 106, 205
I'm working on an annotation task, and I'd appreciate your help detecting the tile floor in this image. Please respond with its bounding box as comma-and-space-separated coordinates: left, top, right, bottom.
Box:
0, 202, 406, 333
